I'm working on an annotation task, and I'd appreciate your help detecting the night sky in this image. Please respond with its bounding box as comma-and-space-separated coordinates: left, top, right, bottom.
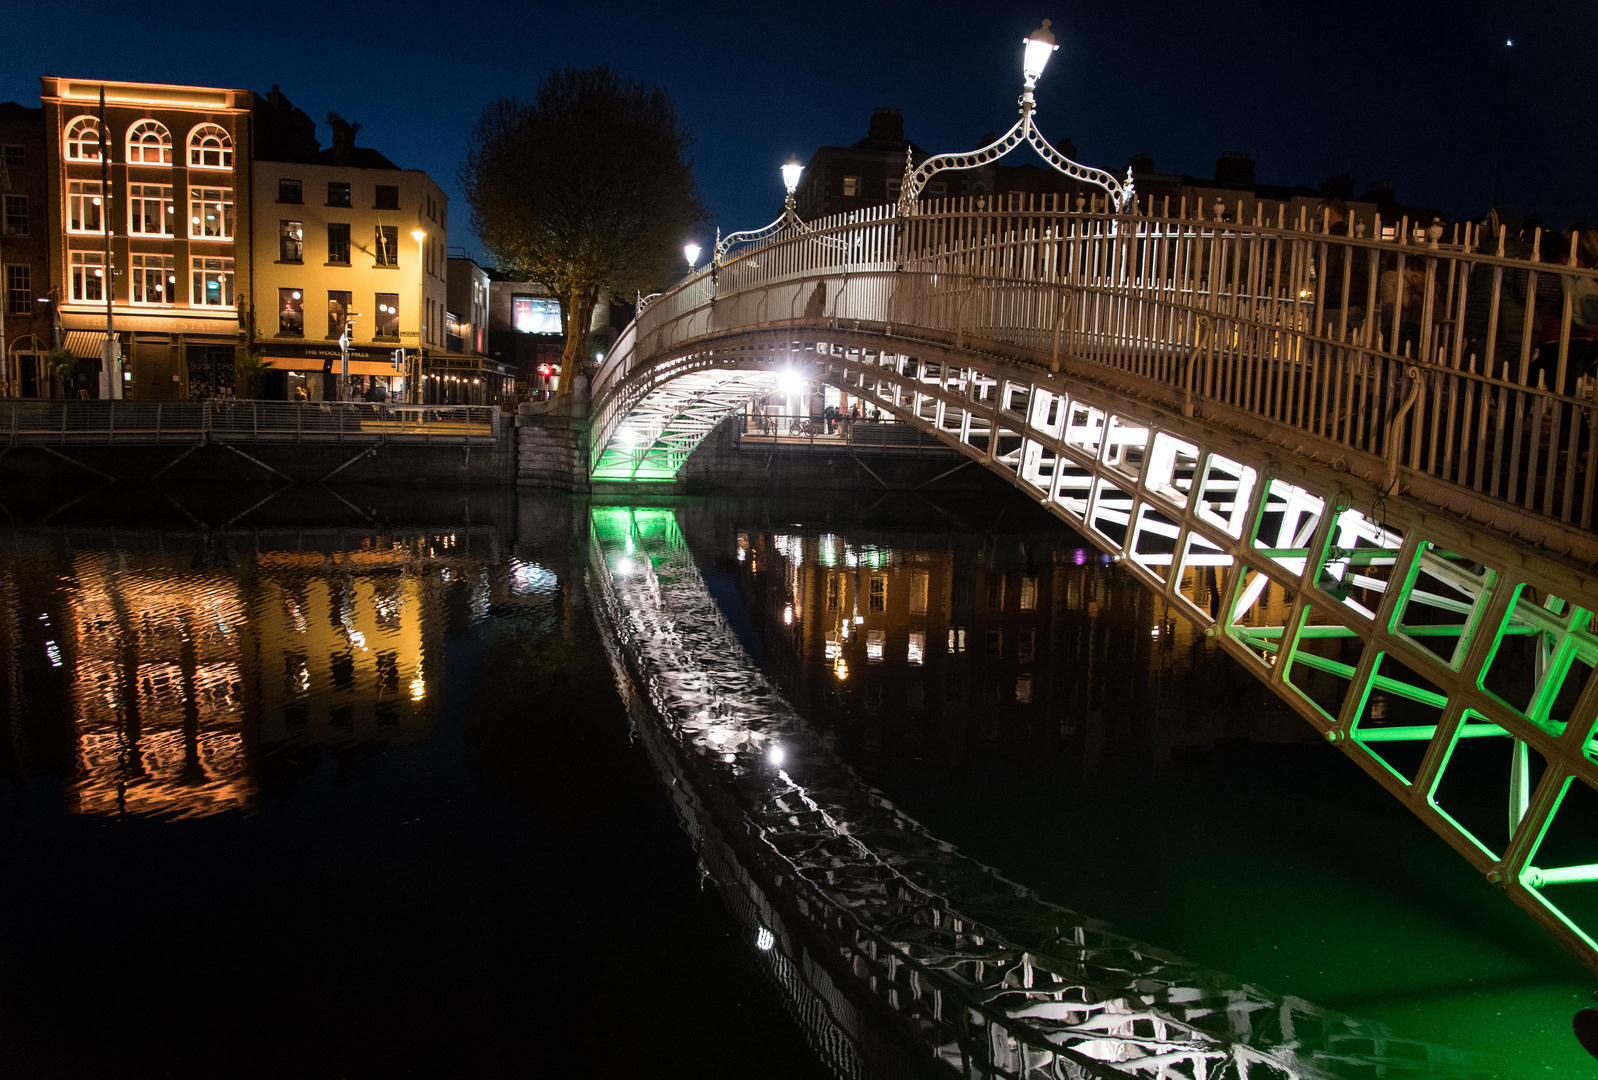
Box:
5, 0, 1593, 265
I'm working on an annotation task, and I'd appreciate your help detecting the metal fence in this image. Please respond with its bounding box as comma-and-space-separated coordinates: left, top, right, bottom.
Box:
0, 400, 502, 446
740, 414, 956, 455
596, 195, 1598, 530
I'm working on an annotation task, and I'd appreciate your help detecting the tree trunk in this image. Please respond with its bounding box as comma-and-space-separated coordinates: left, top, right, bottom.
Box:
557, 283, 597, 396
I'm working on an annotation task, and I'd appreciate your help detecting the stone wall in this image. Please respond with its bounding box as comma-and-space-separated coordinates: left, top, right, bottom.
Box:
515, 377, 591, 492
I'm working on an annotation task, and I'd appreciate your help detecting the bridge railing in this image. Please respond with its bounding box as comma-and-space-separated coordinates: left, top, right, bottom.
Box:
601, 195, 1598, 530
0, 400, 501, 446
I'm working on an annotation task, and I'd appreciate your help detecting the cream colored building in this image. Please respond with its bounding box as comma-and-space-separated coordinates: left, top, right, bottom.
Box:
250, 116, 447, 401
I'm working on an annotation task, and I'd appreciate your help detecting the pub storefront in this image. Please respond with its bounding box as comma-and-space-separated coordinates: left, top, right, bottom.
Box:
258, 341, 406, 402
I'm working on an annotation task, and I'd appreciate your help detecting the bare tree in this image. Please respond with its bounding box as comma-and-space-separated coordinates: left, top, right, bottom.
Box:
460, 67, 705, 392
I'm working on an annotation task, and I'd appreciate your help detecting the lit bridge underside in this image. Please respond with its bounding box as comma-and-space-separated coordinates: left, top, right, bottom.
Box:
588, 200, 1598, 972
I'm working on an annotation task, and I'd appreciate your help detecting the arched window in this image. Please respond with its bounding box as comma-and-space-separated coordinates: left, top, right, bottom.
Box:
63, 116, 102, 161
187, 123, 233, 170
126, 120, 172, 165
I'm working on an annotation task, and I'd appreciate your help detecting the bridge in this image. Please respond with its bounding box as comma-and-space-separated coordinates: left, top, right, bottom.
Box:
580, 26, 1598, 976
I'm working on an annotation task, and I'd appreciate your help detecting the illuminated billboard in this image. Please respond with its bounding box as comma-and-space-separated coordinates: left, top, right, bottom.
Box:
512, 296, 561, 335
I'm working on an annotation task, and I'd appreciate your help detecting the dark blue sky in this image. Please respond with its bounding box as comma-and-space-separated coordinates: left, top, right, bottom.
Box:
5, 0, 1592, 264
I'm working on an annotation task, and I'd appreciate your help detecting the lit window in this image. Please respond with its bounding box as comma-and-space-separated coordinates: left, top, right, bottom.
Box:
869, 575, 886, 613
187, 123, 233, 169
1016, 674, 1032, 704
67, 180, 104, 233
842, 176, 861, 197
4, 264, 30, 315
279, 288, 303, 334
374, 292, 399, 338
512, 296, 561, 334
191, 256, 234, 306
188, 186, 234, 239
63, 116, 101, 161
279, 220, 303, 263
130, 254, 175, 305
374, 225, 398, 266
1019, 576, 1038, 611
127, 183, 175, 235
327, 223, 351, 264
69, 250, 105, 300
3, 194, 27, 236
907, 631, 925, 666
328, 291, 353, 339
125, 120, 172, 165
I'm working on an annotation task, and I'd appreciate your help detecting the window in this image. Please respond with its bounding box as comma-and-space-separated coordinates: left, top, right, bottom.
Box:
512, 296, 561, 333
868, 574, 886, 613
1019, 576, 1038, 611
1, 145, 22, 169
886, 178, 901, 202
129, 253, 175, 305
927, 182, 947, 198
374, 225, 398, 266
63, 116, 102, 161
67, 180, 104, 233
125, 120, 172, 165
374, 292, 399, 338
327, 182, 351, 207
278, 178, 302, 204
127, 184, 174, 235
985, 629, 1003, 657
189, 186, 234, 239
328, 291, 353, 339
191, 256, 234, 306
187, 123, 233, 169
3, 194, 27, 236
374, 185, 399, 210
278, 288, 303, 334
1018, 629, 1036, 663
279, 220, 303, 262
70, 250, 105, 300
4, 264, 30, 315
326, 223, 350, 264
1015, 674, 1033, 704
842, 175, 861, 197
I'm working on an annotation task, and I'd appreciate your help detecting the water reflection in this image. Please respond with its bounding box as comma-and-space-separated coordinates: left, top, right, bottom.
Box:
726, 523, 1311, 777
1, 526, 515, 818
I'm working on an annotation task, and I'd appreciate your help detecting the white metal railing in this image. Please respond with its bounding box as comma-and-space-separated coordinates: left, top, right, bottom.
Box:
0, 400, 501, 446
595, 195, 1598, 530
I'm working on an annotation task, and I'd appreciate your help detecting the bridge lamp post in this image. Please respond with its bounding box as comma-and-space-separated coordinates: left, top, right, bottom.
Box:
411, 228, 427, 405
684, 242, 701, 272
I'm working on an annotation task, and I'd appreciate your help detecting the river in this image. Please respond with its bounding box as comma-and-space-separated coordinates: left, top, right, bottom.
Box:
0, 483, 1588, 1078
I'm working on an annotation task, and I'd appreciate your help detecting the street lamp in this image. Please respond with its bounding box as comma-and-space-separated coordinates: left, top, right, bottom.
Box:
1022, 19, 1057, 88
781, 154, 803, 197
684, 242, 701, 271
411, 228, 427, 404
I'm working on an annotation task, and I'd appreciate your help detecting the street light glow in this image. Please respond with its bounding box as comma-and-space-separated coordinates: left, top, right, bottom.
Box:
781, 154, 803, 194
684, 242, 701, 269
410, 229, 427, 241
1022, 19, 1058, 87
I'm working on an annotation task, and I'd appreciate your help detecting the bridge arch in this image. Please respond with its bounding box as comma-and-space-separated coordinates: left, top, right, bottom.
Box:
584, 199, 1598, 972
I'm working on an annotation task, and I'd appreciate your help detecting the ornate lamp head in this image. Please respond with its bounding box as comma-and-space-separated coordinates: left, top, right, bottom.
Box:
1022, 20, 1058, 89
781, 154, 804, 195
684, 242, 701, 269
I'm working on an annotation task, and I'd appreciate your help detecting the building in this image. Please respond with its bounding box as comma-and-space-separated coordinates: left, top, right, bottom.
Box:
486, 272, 563, 394
438, 253, 513, 405
1, 100, 53, 396
249, 89, 448, 402
39, 77, 254, 399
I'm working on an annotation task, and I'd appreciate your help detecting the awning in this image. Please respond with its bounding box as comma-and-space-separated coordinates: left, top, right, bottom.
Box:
62, 331, 106, 359
262, 356, 402, 377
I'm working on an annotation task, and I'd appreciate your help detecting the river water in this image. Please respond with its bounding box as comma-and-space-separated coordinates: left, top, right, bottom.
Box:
0, 483, 1588, 1078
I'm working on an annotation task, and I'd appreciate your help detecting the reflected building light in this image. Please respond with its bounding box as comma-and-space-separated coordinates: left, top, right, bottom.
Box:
616, 556, 635, 577
783, 604, 793, 625
767, 744, 785, 767
824, 633, 840, 660
818, 534, 837, 568
907, 631, 925, 666
834, 658, 848, 681
45, 640, 62, 667
1073, 549, 1087, 566
349, 629, 367, 650
1016, 674, 1033, 704
409, 675, 425, 702
756, 926, 775, 951
866, 630, 884, 663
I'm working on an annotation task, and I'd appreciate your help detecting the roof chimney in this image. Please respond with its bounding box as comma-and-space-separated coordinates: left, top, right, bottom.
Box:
868, 107, 904, 146
1214, 150, 1254, 189
326, 111, 361, 165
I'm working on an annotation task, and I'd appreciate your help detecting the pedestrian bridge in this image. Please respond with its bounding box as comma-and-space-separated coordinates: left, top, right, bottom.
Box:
589, 193, 1598, 973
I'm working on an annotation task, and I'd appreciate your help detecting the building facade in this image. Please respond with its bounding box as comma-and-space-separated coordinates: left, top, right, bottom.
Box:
249, 100, 448, 402
39, 77, 253, 399
0, 100, 53, 396
438, 253, 512, 405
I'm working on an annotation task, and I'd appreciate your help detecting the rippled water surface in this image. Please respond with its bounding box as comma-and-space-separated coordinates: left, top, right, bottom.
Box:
0, 484, 1590, 1078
